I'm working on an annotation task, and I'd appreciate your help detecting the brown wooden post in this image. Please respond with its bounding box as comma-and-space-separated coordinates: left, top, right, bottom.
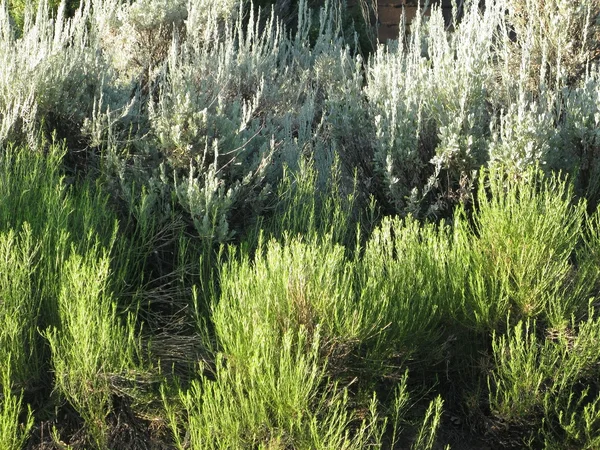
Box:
376, 0, 458, 41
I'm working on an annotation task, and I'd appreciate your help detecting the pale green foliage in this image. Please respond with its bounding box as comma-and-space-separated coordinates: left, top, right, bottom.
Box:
95, 0, 187, 82
168, 330, 386, 449
45, 245, 141, 448
366, 0, 600, 216
499, 0, 599, 94
411, 396, 444, 450
484, 0, 600, 182
0, 0, 599, 222
85, 0, 363, 246
489, 313, 600, 448
556, 68, 600, 203
488, 99, 557, 171
163, 226, 449, 449
142, 3, 283, 239
0, 225, 39, 390
0, 364, 33, 450
173, 154, 237, 241
456, 168, 589, 329
359, 215, 450, 363
0, 142, 151, 448
0, 227, 36, 450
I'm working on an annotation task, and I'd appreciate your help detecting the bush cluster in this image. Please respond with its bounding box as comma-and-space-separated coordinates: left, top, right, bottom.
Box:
1, 0, 600, 448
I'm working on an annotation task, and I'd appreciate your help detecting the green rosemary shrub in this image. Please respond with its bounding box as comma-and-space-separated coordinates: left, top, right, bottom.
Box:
488, 314, 600, 448
0, 365, 33, 450
45, 246, 143, 449
164, 227, 447, 449
0, 140, 158, 448
450, 167, 590, 332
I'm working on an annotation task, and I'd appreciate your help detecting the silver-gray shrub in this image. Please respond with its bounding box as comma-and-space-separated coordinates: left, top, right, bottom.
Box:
365, 0, 600, 216
0, 0, 109, 146
1, 0, 600, 227
556, 68, 600, 198
365, 1, 499, 216
89, 0, 366, 242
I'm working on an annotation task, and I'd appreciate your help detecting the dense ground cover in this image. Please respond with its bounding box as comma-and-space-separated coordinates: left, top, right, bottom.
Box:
1, 0, 600, 448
